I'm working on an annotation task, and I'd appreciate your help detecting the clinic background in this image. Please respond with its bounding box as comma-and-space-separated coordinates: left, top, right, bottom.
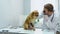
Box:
0, 0, 59, 28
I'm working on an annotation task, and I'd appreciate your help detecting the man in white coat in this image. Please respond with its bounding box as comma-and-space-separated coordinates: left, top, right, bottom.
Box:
38, 4, 60, 34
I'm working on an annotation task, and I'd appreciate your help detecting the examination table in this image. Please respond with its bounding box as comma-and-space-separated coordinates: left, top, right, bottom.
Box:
0, 28, 54, 34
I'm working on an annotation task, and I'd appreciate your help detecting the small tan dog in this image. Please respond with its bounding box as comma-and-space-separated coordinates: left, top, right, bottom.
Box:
23, 10, 39, 31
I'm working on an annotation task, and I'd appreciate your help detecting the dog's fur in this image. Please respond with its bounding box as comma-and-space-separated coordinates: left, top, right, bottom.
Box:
23, 10, 39, 31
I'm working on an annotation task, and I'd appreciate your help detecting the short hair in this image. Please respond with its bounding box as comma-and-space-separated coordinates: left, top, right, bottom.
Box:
44, 3, 54, 12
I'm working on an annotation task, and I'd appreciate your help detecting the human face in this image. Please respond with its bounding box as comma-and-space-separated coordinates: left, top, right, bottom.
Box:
43, 8, 49, 15
43, 8, 53, 16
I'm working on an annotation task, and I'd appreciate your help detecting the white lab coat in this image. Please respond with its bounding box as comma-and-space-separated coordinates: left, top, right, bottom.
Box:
38, 12, 60, 32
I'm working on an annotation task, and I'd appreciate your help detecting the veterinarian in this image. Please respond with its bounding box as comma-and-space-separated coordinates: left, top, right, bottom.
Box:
38, 3, 60, 34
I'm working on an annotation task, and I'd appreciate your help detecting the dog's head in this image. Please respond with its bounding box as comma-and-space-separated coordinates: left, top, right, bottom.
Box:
30, 10, 39, 19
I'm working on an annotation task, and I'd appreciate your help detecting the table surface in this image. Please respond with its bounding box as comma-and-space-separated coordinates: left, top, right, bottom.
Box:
0, 28, 54, 34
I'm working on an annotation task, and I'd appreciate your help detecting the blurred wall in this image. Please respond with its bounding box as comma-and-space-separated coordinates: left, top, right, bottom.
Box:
0, 0, 23, 28
59, 0, 60, 15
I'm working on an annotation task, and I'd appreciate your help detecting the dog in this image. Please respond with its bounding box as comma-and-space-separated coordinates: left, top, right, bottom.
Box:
23, 10, 39, 31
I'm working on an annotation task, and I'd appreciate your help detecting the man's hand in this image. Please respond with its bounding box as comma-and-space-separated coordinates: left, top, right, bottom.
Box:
44, 15, 49, 21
